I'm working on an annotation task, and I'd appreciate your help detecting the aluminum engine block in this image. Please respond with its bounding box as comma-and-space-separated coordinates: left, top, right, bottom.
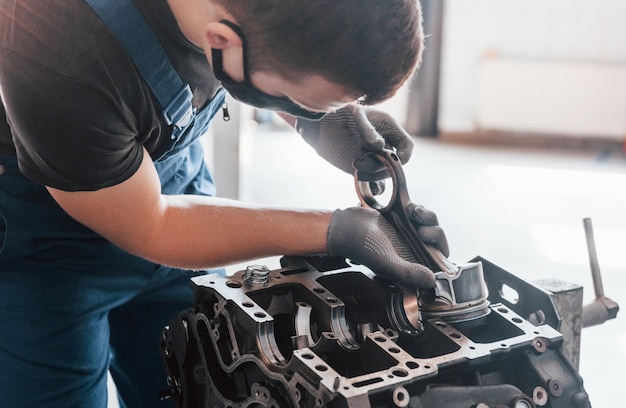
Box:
160, 256, 590, 408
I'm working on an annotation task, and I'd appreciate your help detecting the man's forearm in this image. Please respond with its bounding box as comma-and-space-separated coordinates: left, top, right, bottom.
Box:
48, 148, 333, 270
145, 195, 333, 269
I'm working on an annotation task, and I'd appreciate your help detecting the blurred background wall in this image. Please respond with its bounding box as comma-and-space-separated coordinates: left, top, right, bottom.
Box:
428, 0, 626, 143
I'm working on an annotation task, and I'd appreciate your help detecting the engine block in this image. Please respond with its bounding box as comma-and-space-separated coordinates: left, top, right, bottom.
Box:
160, 256, 591, 408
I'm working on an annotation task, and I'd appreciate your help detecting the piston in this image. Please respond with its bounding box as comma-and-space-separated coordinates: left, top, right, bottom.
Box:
420, 261, 491, 324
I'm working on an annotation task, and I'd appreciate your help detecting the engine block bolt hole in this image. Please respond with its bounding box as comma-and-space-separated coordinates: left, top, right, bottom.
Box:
548, 379, 563, 397
514, 398, 533, 408
532, 338, 547, 353
315, 365, 328, 371
392, 369, 408, 377
384, 329, 397, 337
374, 335, 387, 342
533, 386, 548, 406
392, 386, 410, 407
529, 309, 546, 325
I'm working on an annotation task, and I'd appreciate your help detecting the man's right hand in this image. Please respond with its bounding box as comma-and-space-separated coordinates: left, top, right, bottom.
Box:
327, 206, 448, 289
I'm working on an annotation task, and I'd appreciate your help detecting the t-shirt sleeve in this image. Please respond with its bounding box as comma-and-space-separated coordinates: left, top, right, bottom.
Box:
1, 47, 151, 192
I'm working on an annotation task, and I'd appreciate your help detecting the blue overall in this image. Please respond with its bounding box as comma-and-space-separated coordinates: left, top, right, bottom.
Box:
0, 0, 226, 407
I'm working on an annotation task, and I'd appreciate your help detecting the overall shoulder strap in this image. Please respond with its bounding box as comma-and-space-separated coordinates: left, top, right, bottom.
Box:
84, 0, 195, 136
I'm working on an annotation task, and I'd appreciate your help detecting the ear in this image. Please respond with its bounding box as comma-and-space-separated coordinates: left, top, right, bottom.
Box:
205, 22, 243, 49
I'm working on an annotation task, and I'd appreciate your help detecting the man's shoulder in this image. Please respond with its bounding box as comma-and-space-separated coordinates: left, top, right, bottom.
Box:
0, 0, 105, 78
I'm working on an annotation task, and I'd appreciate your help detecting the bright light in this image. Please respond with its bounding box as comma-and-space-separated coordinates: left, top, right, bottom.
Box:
485, 165, 626, 201
529, 223, 625, 268
484, 164, 626, 268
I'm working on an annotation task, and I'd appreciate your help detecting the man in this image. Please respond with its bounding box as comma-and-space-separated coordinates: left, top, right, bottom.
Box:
0, 0, 447, 406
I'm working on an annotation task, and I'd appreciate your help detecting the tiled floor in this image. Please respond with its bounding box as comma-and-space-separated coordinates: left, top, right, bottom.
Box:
109, 126, 625, 406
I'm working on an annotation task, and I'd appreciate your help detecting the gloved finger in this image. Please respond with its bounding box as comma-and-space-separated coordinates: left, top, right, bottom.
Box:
406, 202, 450, 257
353, 155, 390, 181
390, 134, 413, 165
366, 109, 414, 164
372, 258, 436, 289
407, 203, 439, 226
416, 226, 450, 258
361, 107, 397, 125
345, 104, 385, 151
372, 123, 413, 164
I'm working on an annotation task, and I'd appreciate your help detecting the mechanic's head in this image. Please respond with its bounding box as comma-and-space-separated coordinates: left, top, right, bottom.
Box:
207, 0, 424, 114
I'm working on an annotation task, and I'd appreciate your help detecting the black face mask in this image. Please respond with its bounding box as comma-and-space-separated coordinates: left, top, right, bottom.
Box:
211, 20, 326, 120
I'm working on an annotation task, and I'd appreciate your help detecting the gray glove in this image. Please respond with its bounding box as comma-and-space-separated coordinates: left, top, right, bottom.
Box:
327, 206, 449, 289
406, 202, 450, 258
296, 105, 414, 181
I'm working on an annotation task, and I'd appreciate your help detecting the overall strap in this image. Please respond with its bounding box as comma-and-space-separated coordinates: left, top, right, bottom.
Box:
84, 0, 195, 139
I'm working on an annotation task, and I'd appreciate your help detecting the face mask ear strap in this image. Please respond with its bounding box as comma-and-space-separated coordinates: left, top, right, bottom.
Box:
211, 47, 225, 77
219, 19, 251, 83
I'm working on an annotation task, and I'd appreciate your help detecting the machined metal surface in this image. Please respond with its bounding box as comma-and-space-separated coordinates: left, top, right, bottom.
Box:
160, 256, 590, 408
421, 261, 491, 324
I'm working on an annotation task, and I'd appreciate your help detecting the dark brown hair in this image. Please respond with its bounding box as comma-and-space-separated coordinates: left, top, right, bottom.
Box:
215, 0, 424, 105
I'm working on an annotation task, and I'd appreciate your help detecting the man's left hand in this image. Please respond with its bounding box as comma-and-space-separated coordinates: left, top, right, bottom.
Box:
296, 105, 414, 181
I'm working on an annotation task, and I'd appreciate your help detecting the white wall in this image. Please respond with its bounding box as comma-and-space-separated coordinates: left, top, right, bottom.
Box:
476, 59, 626, 138
438, 0, 626, 136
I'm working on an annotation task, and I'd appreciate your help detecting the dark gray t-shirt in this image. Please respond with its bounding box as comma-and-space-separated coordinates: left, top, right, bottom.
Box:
0, 0, 221, 191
